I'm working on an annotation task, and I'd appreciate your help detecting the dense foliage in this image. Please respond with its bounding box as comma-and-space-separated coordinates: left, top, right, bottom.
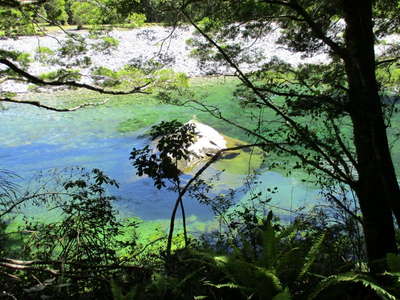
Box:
1, 0, 400, 299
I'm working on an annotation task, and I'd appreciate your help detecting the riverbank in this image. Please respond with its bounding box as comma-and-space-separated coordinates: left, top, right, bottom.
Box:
0, 24, 331, 94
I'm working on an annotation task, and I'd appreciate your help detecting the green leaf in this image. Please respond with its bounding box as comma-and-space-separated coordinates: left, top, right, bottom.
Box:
273, 288, 292, 300
308, 273, 397, 300
260, 211, 277, 269
203, 281, 244, 290
298, 232, 325, 280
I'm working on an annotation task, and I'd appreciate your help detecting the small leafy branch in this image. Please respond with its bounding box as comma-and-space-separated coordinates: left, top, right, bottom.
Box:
130, 120, 268, 256
130, 120, 197, 253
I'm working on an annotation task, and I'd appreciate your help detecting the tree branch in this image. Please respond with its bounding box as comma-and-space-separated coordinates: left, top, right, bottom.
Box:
182, 10, 353, 184
1, 97, 111, 112
166, 142, 267, 256
329, 118, 358, 168
189, 100, 355, 185
327, 193, 363, 225
0, 58, 152, 95
375, 56, 400, 66
263, 0, 348, 59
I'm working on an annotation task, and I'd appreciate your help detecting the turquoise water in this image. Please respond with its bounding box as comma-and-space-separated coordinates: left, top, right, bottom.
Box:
0, 90, 320, 221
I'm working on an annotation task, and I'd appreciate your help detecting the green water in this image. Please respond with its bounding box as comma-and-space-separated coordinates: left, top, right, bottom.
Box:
0, 77, 322, 226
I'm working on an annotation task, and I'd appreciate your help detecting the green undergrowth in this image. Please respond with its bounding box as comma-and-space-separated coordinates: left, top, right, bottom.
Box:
3, 212, 221, 259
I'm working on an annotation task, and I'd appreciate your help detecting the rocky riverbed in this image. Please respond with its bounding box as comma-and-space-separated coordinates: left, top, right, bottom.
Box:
0, 25, 332, 93
1, 24, 397, 94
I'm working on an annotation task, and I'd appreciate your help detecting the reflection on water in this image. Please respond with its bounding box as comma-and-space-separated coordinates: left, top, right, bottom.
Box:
0, 101, 319, 221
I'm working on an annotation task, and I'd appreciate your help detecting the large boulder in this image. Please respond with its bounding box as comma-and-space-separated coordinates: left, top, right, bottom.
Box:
151, 119, 227, 168
185, 120, 227, 163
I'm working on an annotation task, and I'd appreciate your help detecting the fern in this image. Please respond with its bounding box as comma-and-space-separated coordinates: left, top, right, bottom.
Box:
203, 281, 245, 290
174, 268, 203, 291
272, 288, 292, 300
308, 272, 397, 300
297, 232, 325, 280
190, 251, 282, 299
259, 211, 278, 270
217, 256, 282, 298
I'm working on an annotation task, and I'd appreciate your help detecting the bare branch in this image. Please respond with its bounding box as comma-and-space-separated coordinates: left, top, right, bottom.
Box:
327, 193, 363, 225
0, 58, 152, 95
0, 262, 59, 275
1, 97, 111, 112
376, 56, 400, 66
189, 100, 355, 185
329, 118, 358, 168
0, 191, 98, 218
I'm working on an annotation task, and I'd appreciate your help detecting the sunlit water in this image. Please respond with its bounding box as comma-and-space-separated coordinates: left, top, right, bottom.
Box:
0, 92, 320, 222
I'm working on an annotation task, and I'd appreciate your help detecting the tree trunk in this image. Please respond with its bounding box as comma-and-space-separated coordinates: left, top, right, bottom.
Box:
342, 0, 399, 272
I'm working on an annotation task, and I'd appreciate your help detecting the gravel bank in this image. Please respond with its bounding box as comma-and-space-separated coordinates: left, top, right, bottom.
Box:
0, 25, 340, 93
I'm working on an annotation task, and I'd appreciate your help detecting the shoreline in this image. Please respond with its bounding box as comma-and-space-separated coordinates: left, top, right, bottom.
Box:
0, 24, 330, 94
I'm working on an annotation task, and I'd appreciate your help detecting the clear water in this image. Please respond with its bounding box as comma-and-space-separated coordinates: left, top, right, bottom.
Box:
0, 80, 320, 221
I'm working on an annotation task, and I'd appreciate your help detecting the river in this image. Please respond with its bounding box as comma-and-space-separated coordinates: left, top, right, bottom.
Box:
0, 79, 320, 222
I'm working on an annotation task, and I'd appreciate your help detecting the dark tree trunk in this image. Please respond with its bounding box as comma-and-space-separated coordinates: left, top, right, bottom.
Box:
342, 0, 399, 271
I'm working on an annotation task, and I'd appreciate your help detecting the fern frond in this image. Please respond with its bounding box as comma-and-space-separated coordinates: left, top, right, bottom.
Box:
213, 254, 283, 298
308, 272, 397, 300
203, 281, 245, 290
175, 268, 203, 290
260, 211, 278, 269
272, 288, 292, 300
297, 232, 325, 280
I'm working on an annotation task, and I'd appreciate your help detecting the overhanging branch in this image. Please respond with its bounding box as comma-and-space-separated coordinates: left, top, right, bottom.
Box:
0, 58, 152, 95
376, 56, 400, 66
189, 100, 355, 186
182, 10, 353, 183
1, 97, 111, 112
262, 0, 348, 59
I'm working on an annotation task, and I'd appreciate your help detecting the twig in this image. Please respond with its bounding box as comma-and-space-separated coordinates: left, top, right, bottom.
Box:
166, 142, 267, 256
1, 97, 111, 112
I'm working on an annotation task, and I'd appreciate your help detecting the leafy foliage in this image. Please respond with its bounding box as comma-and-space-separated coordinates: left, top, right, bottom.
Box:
0, 6, 36, 37
44, 0, 68, 25
70, 1, 102, 28
23, 169, 122, 263
130, 120, 196, 188
0, 168, 140, 298
308, 272, 400, 300
35, 46, 56, 64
